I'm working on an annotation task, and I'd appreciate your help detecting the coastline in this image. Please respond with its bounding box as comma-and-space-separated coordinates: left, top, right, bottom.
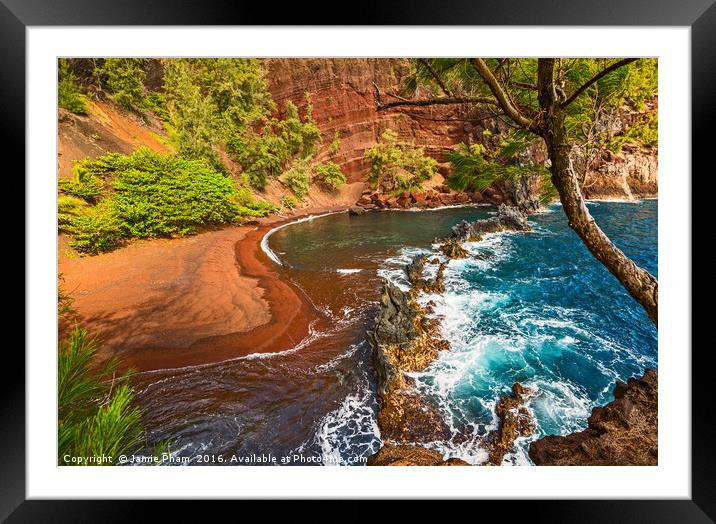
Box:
58, 195, 654, 373
59, 207, 345, 373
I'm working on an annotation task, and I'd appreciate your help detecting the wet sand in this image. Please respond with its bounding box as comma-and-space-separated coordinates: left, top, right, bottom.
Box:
58, 210, 343, 372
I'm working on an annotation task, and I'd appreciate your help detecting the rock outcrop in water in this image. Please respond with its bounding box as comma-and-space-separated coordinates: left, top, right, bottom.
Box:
451, 204, 531, 243
368, 278, 452, 452
528, 369, 658, 466
438, 238, 469, 259
405, 255, 427, 286
483, 382, 535, 465
367, 444, 470, 466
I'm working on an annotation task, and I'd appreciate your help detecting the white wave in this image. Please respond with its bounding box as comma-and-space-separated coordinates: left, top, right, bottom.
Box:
313, 383, 381, 466
336, 268, 362, 274
260, 210, 347, 266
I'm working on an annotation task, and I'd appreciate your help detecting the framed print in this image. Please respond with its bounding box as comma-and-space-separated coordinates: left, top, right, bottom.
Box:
7, 0, 712, 520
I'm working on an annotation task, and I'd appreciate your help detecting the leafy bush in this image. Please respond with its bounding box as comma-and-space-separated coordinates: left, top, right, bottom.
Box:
94, 58, 147, 111
67, 201, 126, 254
63, 149, 274, 254
58, 59, 88, 114
281, 196, 298, 209
364, 129, 437, 193
164, 58, 273, 167
229, 98, 321, 190
279, 159, 311, 199
314, 161, 346, 191
446, 141, 554, 202
327, 130, 341, 157
58, 326, 163, 465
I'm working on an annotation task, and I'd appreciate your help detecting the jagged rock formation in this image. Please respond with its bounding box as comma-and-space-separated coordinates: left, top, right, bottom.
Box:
418, 263, 447, 295
451, 204, 531, 243
438, 238, 469, 259
582, 146, 658, 200
355, 186, 487, 211
367, 279, 451, 449
406, 255, 446, 294
405, 255, 427, 286
368, 281, 448, 394
262, 59, 471, 183
367, 444, 470, 466
529, 369, 658, 466
483, 382, 535, 465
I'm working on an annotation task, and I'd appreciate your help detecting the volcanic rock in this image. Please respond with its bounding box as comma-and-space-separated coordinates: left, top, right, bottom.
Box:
528, 369, 658, 466
451, 204, 530, 242
438, 238, 469, 259
483, 382, 535, 465
367, 444, 470, 466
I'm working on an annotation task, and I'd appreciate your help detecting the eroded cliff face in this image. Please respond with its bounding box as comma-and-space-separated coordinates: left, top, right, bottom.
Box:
262, 58, 658, 201
262, 58, 472, 183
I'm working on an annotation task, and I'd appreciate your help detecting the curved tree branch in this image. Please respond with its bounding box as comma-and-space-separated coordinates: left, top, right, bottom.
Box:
376, 95, 499, 112
561, 58, 638, 108
417, 58, 454, 97
471, 58, 535, 130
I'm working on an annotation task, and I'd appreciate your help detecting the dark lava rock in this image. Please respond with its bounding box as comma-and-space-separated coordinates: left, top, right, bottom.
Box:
367, 444, 471, 466
451, 204, 531, 242
438, 238, 469, 259
348, 206, 367, 216
483, 382, 535, 465
405, 255, 427, 285
528, 369, 658, 466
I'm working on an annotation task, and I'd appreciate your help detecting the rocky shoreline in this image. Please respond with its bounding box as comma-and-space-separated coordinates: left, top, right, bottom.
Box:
366, 205, 537, 466
365, 204, 658, 466
529, 368, 658, 466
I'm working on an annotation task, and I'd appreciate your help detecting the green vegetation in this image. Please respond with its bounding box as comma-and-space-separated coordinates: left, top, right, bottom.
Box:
163, 58, 274, 168
228, 98, 321, 191
364, 129, 437, 193
94, 58, 148, 111
57, 273, 75, 317
58, 59, 88, 114
402, 58, 658, 201
314, 161, 347, 191
279, 158, 311, 199
327, 130, 341, 157
446, 141, 555, 204
281, 195, 299, 210
58, 326, 164, 465
61, 149, 274, 254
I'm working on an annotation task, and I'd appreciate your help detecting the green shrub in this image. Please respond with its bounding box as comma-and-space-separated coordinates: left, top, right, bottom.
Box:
314, 161, 346, 191
279, 159, 311, 199
364, 129, 437, 193
142, 91, 170, 121
446, 141, 554, 202
94, 58, 147, 111
58, 326, 162, 465
327, 130, 341, 157
58, 59, 88, 114
67, 201, 126, 254
229, 98, 321, 190
163, 58, 273, 167
63, 149, 274, 254
281, 196, 298, 209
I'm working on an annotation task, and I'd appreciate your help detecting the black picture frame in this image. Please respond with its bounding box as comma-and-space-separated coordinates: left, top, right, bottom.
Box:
7, 1, 710, 520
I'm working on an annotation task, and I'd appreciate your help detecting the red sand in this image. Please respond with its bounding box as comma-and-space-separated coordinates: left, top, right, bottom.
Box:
58, 212, 341, 372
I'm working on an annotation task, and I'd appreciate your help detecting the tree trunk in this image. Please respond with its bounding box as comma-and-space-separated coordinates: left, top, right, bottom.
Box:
534, 58, 657, 325
542, 110, 658, 325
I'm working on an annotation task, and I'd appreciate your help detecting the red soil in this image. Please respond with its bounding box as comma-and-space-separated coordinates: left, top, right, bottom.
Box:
58, 211, 345, 373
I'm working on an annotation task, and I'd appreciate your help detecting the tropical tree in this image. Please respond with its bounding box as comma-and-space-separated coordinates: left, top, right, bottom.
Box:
376, 58, 658, 325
